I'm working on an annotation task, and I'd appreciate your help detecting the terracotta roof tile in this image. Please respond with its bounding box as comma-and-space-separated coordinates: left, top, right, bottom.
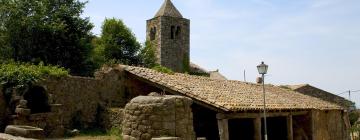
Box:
122, 66, 342, 112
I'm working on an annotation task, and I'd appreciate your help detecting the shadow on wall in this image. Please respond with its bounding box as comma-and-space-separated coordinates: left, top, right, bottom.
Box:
0, 87, 7, 131
23, 86, 50, 114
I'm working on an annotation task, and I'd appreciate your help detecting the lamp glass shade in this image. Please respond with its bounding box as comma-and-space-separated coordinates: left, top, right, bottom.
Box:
257, 61, 268, 74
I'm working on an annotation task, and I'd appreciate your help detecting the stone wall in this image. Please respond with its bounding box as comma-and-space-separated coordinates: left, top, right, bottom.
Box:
122, 95, 195, 140
37, 73, 124, 129
101, 108, 124, 130
312, 110, 350, 140
147, 16, 190, 73
38, 76, 104, 129
0, 66, 165, 134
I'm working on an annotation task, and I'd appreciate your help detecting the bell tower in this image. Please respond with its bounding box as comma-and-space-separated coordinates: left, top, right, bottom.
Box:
146, 0, 190, 73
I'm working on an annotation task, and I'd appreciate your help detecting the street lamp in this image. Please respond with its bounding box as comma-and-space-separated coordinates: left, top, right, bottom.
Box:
257, 61, 268, 140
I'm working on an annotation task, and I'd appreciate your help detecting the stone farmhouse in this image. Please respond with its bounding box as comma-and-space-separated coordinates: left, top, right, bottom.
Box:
0, 0, 352, 140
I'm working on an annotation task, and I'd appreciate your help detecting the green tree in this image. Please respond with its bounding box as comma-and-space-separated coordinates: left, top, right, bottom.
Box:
0, 0, 94, 76
90, 36, 106, 68
139, 41, 157, 68
99, 18, 142, 65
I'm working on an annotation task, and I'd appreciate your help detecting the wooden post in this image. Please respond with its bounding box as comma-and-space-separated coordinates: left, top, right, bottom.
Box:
287, 115, 293, 140
217, 119, 229, 140
254, 117, 262, 140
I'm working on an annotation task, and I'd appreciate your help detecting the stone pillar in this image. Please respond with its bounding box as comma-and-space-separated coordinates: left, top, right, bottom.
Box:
254, 117, 262, 140
287, 115, 293, 140
217, 119, 229, 140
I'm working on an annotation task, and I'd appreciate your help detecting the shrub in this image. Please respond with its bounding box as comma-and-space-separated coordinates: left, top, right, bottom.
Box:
0, 61, 68, 103
0, 61, 68, 88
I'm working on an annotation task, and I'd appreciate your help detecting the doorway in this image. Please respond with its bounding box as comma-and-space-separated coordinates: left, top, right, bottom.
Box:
23, 86, 50, 114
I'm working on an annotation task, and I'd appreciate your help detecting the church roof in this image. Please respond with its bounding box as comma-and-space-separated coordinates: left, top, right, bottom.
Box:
154, 0, 183, 18
119, 65, 342, 112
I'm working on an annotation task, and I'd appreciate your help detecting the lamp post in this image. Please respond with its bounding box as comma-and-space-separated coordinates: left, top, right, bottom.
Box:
257, 61, 269, 140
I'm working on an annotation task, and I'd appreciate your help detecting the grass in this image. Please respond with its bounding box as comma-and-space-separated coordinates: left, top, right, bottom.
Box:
65, 127, 122, 140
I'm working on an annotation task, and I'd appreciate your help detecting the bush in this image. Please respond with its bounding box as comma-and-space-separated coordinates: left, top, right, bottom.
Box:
349, 111, 360, 126
0, 61, 68, 93
0, 61, 68, 105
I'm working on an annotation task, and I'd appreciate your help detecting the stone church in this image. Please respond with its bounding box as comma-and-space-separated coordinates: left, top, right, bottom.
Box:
146, 0, 190, 73
145, 0, 227, 80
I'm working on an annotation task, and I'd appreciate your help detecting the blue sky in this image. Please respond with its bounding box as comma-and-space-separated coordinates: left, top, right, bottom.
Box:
81, 0, 360, 107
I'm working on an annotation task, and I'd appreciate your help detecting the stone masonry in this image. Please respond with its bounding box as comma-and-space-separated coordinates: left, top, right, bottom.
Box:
146, 0, 190, 73
122, 94, 195, 140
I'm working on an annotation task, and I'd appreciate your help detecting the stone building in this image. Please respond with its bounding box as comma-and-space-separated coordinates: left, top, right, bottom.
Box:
283, 84, 354, 110
114, 65, 349, 140
146, 0, 190, 73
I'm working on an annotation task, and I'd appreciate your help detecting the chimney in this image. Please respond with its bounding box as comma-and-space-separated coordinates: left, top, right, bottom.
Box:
256, 77, 263, 84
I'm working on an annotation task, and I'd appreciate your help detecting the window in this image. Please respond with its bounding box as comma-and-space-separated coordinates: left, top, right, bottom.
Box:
150, 27, 156, 41
171, 26, 175, 39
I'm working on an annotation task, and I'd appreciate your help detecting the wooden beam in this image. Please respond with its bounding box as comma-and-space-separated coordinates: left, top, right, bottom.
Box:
219, 111, 308, 119
287, 115, 293, 140
254, 117, 262, 140
217, 119, 229, 140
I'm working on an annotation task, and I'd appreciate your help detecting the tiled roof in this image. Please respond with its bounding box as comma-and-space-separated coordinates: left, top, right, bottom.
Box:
154, 0, 183, 18
121, 65, 342, 112
209, 71, 227, 80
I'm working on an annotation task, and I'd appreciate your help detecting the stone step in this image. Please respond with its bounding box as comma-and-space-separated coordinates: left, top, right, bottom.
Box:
4, 125, 44, 139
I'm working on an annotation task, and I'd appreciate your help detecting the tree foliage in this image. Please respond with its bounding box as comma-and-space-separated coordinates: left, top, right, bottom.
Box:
349, 111, 360, 126
99, 18, 141, 65
0, 0, 94, 76
140, 41, 157, 68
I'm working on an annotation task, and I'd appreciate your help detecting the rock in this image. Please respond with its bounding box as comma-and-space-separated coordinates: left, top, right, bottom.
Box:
68, 129, 80, 136
0, 133, 37, 140
14, 108, 31, 116
17, 100, 27, 108
4, 125, 44, 139
148, 92, 161, 96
